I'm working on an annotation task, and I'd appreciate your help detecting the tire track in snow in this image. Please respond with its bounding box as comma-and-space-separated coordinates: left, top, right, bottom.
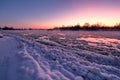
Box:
18, 39, 83, 80
17, 43, 54, 80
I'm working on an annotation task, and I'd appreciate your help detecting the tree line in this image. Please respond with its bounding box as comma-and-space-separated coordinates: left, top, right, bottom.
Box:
0, 26, 33, 30
54, 23, 120, 31
1, 23, 120, 31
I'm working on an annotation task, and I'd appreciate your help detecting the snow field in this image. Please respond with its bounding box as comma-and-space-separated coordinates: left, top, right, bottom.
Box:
0, 30, 120, 80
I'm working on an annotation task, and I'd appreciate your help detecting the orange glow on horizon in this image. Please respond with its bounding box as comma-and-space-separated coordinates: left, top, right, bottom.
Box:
1, 0, 120, 29
2, 5, 120, 29
4, 6, 120, 29
14, 21, 119, 29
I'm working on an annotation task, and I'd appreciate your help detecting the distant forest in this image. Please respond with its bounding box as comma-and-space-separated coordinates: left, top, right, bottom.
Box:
54, 23, 120, 31
0, 26, 33, 30
0, 23, 120, 31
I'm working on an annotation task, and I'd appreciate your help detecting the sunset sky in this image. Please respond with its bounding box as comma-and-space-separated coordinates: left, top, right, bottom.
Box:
0, 0, 120, 29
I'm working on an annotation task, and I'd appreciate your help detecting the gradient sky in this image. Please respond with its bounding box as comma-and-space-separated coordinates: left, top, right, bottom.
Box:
0, 0, 120, 29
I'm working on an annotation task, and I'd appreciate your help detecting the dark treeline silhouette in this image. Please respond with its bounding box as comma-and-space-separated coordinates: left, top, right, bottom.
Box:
1, 26, 15, 30
0, 26, 34, 30
1, 23, 120, 31
54, 23, 120, 31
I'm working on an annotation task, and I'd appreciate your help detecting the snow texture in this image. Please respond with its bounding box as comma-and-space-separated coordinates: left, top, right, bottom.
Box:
0, 30, 120, 80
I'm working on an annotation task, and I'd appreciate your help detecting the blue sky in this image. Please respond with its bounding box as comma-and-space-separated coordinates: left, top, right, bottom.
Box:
0, 0, 120, 29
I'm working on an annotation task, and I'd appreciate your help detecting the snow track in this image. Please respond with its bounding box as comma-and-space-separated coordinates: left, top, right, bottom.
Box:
17, 40, 73, 80
0, 36, 20, 80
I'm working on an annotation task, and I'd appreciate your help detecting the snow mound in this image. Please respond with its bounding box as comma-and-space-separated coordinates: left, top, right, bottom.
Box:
36, 36, 60, 46
0, 34, 3, 38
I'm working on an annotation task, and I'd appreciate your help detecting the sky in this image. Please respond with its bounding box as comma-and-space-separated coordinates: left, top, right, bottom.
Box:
0, 0, 120, 29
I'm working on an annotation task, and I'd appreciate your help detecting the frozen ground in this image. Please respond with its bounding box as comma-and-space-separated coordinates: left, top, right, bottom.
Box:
0, 30, 120, 80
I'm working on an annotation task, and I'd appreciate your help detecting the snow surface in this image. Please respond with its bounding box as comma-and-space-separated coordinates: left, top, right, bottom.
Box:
0, 30, 120, 80
0, 34, 3, 38
0, 36, 20, 80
